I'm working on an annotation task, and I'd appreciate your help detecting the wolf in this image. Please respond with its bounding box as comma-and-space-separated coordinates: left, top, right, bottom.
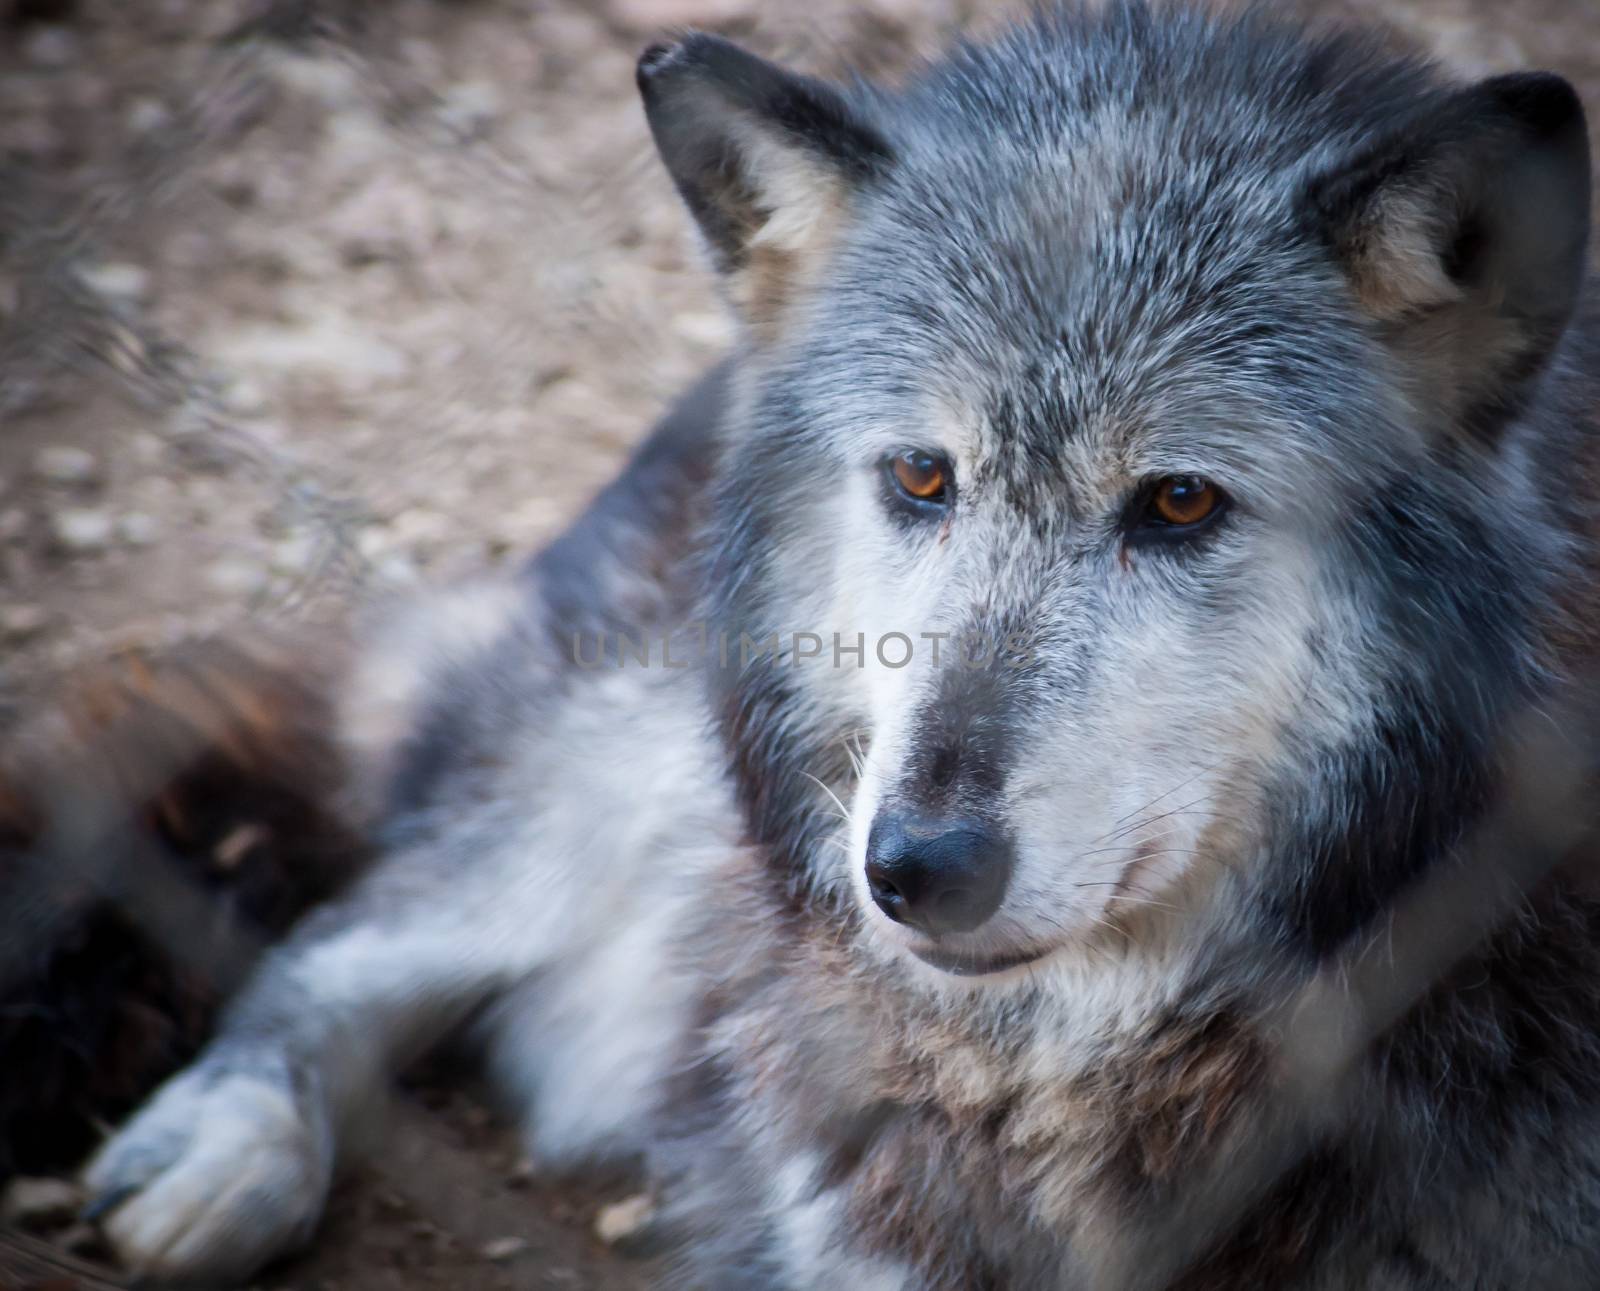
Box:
75, 2, 1600, 1287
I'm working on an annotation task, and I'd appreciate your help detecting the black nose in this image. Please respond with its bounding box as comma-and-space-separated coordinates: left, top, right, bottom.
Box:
864, 812, 1012, 936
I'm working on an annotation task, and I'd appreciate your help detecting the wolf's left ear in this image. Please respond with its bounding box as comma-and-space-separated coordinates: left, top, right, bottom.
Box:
1309, 72, 1591, 439
637, 34, 893, 333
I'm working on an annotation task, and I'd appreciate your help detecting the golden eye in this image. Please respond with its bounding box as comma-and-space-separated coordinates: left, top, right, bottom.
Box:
1148, 475, 1221, 527
890, 451, 950, 503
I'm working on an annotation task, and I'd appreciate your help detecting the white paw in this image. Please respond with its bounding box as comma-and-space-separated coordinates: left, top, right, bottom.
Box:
82, 1056, 331, 1285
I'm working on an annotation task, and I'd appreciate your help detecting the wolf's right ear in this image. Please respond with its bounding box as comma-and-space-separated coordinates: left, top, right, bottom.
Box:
637, 35, 892, 333
1308, 71, 1591, 441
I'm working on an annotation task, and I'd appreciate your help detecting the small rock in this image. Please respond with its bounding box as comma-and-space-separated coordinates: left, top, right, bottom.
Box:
206, 556, 269, 598
75, 261, 151, 303
50, 507, 113, 553
0, 605, 48, 643
22, 25, 79, 68
438, 80, 502, 137
480, 1236, 528, 1263
31, 444, 99, 486
1, 1176, 83, 1229
594, 1193, 656, 1246
127, 97, 172, 135
269, 51, 362, 107
118, 512, 159, 546
271, 531, 319, 575
373, 551, 419, 587
356, 526, 391, 561
212, 318, 410, 391
219, 375, 268, 416
392, 507, 448, 539
181, 476, 222, 517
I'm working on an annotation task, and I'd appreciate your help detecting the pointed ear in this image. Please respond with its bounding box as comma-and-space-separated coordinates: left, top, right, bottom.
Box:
637, 34, 893, 335
1308, 72, 1591, 440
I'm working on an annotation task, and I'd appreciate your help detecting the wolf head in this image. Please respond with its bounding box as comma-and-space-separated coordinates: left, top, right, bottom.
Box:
638, 4, 1593, 981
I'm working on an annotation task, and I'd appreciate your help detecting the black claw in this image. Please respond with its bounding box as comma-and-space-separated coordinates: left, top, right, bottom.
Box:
82, 1183, 138, 1223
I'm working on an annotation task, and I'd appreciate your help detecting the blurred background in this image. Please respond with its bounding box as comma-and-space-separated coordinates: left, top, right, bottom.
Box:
0, 0, 1597, 1287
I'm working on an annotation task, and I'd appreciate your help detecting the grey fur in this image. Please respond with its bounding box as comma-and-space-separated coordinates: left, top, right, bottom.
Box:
84, 4, 1600, 1288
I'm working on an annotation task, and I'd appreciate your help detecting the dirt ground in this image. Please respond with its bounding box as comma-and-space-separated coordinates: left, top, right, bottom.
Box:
2, 0, 1599, 1287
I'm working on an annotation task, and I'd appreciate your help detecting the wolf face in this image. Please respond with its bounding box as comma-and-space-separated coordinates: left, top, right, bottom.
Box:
639, 5, 1592, 982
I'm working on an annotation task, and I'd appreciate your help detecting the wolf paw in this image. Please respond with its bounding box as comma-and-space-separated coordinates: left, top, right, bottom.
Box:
82, 1057, 331, 1284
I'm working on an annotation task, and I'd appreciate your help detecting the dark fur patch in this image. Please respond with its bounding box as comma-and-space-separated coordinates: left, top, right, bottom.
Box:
1164, 1150, 1361, 1291
1268, 475, 1532, 960
0, 638, 368, 1180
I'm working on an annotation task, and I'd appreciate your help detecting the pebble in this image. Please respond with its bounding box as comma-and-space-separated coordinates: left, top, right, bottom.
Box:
357, 526, 391, 561
0, 605, 48, 643
388, 507, 450, 547
31, 444, 100, 486
206, 556, 269, 597
22, 25, 79, 68
218, 375, 269, 416
1, 1176, 83, 1229
118, 512, 159, 546
594, 1193, 656, 1246
212, 318, 410, 391
271, 532, 320, 575
438, 81, 502, 137
480, 1236, 529, 1263
127, 97, 173, 136
372, 552, 420, 587
75, 260, 152, 303
50, 507, 114, 553
269, 51, 362, 107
